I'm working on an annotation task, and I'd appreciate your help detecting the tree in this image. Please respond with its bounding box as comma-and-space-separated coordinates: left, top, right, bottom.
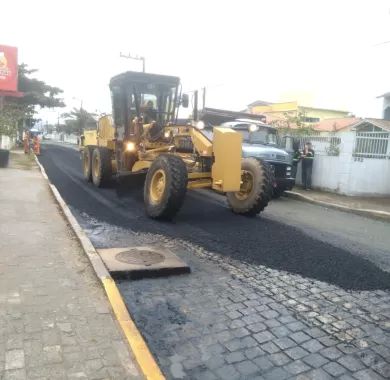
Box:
270, 110, 315, 135
61, 107, 97, 135
0, 64, 65, 137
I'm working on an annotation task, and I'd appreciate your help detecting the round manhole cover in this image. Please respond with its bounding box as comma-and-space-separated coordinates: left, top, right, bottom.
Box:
115, 249, 165, 266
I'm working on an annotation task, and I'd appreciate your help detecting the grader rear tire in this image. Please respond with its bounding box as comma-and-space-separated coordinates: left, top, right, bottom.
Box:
82, 147, 93, 182
227, 158, 272, 216
144, 155, 188, 220
91, 147, 112, 187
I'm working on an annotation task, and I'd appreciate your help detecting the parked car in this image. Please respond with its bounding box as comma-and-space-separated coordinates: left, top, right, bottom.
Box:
221, 119, 295, 197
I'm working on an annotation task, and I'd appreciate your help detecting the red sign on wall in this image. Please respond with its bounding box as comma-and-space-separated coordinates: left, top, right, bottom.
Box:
0, 45, 18, 92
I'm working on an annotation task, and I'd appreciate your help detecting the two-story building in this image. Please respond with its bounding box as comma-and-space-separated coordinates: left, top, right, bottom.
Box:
247, 100, 350, 126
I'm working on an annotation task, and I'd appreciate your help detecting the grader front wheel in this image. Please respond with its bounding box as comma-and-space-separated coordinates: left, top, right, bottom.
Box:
144, 155, 188, 220
227, 157, 272, 216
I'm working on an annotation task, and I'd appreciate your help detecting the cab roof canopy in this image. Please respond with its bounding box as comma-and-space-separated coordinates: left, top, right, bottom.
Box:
109, 71, 180, 89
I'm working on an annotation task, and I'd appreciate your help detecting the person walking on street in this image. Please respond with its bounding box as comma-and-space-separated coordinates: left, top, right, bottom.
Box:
301, 142, 314, 190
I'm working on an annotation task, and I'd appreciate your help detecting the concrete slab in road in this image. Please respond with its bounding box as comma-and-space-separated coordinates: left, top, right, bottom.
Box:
98, 245, 191, 279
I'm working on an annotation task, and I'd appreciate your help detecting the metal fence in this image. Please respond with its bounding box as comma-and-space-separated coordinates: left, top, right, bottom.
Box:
279, 134, 341, 155
353, 132, 390, 159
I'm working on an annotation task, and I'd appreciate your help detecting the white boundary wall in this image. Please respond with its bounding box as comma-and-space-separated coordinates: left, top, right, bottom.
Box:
0, 135, 15, 150
295, 131, 390, 196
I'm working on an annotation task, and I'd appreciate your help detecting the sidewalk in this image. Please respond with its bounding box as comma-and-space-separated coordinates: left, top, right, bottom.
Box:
0, 151, 142, 380
286, 187, 390, 220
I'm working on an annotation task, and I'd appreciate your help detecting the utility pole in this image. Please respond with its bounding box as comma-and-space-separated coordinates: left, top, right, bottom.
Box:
120, 52, 145, 72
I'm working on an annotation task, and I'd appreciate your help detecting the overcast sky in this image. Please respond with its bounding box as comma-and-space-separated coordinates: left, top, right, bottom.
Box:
2, 0, 390, 123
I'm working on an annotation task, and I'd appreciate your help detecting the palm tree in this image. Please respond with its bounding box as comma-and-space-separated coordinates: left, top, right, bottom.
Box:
61, 107, 97, 135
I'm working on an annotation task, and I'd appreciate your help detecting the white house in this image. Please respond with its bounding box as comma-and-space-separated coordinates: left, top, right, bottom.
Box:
293, 118, 390, 196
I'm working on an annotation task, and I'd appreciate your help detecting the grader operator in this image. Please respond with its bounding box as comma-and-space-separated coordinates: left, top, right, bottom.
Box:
81, 71, 272, 220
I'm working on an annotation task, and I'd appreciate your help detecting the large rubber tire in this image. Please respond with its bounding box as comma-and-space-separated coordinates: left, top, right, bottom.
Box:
91, 147, 112, 187
82, 147, 93, 182
227, 158, 273, 216
144, 155, 188, 220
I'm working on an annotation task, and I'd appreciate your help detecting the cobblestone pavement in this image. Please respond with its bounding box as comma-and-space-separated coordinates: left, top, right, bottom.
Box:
120, 236, 390, 380
0, 158, 141, 380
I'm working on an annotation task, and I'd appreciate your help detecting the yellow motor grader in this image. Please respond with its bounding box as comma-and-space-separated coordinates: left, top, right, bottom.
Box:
81, 71, 272, 219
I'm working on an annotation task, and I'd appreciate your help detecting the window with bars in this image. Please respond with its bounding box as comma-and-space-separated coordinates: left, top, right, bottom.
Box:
353, 132, 389, 159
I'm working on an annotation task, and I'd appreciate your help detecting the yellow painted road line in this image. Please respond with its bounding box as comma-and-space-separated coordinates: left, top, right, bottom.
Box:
103, 278, 165, 380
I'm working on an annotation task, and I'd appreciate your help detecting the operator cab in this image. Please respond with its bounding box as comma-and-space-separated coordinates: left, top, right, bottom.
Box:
109, 71, 182, 141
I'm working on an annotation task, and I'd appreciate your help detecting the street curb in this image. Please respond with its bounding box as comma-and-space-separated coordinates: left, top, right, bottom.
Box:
285, 190, 390, 222
34, 156, 165, 380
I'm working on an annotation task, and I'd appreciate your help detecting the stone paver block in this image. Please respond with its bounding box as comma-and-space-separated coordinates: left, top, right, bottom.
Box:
5, 350, 25, 370
235, 360, 259, 376
263, 367, 290, 380
265, 319, 281, 328
372, 361, 390, 378
232, 327, 250, 338
338, 355, 365, 372
290, 331, 311, 344
226, 310, 242, 320
244, 346, 265, 360
323, 361, 347, 377
241, 336, 257, 348
225, 351, 245, 364
285, 346, 309, 360
353, 368, 387, 380
302, 353, 329, 368
285, 360, 311, 375
262, 310, 279, 320
215, 364, 240, 380
253, 356, 273, 372
43, 345, 62, 364
269, 352, 291, 366
247, 322, 267, 333
270, 326, 290, 337
253, 331, 275, 344
301, 339, 324, 353
286, 321, 306, 332
262, 341, 280, 354
274, 337, 296, 350
300, 368, 333, 380
320, 346, 343, 360
3, 369, 27, 380
306, 327, 326, 338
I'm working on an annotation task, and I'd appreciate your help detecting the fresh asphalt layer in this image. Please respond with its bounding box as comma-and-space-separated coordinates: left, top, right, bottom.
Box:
38, 143, 390, 291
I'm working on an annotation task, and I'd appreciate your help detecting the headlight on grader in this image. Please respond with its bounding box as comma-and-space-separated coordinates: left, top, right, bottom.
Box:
196, 121, 205, 130
125, 142, 136, 152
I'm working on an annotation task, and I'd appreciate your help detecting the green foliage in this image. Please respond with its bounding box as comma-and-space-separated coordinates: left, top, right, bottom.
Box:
0, 64, 64, 137
270, 110, 316, 136
0, 101, 25, 136
326, 141, 340, 156
60, 107, 97, 135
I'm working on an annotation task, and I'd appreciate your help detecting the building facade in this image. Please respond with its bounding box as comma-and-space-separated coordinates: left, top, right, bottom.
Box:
247, 100, 350, 126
